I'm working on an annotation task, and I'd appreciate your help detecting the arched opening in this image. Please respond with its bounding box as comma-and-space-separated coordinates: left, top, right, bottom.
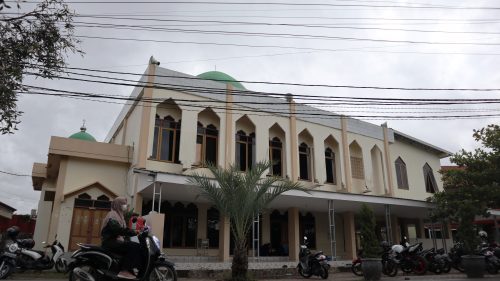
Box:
197, 108, 220, 166
235, 115, 256, 171
298, 129, 314, 181
349, 141, 365, 192
370, 145, 385, 195
324, 135, 340, 185
269, 123, 286, 177
152, 100, 182, 163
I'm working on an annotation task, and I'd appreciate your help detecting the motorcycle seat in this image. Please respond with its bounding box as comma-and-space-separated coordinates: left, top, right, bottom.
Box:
77, 244, 123, 260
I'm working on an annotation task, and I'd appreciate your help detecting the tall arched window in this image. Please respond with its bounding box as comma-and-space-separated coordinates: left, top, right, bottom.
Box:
196, 123, 218, 166
152, 115, 181, 163
206, 207, 220, 248
236, 130, 255, 171
325, 148, 336, 184
423, 163, 437, 193
299, 142, 311, 180
395, 157, 409, 190
269, 137, 283, 176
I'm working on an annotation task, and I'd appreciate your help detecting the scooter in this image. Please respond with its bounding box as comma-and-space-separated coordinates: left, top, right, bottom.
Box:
0, 226, 67, 279
297, 236, 330, 279
68, 227, 177, 281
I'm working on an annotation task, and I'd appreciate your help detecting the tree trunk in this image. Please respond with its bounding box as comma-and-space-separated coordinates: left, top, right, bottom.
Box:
231, 242, 248, 281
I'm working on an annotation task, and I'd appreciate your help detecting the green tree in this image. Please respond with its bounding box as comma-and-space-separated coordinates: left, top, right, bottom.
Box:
429, 124, 500, 253
357, 204, 380, 258
187, 161, 306, 281
0, 0, 82, 134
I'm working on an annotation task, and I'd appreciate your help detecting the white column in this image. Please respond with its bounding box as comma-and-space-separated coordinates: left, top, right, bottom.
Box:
178, 110, 198, 169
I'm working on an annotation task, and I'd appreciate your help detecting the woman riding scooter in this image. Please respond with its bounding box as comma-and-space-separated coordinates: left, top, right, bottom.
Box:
101, 197, 142, 279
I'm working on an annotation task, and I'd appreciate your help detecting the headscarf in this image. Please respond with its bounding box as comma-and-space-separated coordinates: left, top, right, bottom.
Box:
101, 196, 127, 231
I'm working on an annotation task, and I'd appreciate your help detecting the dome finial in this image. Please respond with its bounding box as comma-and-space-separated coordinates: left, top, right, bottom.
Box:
80, 119, 86, 132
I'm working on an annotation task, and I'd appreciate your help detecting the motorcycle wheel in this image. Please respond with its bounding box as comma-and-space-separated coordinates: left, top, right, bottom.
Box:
486, 262, 498, 275
412, 257, 427, 275
55, 259, 67, 273
69, 265, 97, 281
383, 260, 398, 277
351, 261, 363, 276
0, 261, 13, 280
453, 261, 465, 273
401, 262, 413, 274
319, 265, 329, 279
149, 265, 177, 281
432, 263, 442, 275
442, 260, 451, 273
298, 264, 312, 278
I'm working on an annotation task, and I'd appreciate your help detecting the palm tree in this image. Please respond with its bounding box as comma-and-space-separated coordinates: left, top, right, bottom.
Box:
187, 161, 307, 281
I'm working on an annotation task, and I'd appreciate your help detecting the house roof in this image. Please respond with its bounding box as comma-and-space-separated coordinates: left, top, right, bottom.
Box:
0, 201, 16, 213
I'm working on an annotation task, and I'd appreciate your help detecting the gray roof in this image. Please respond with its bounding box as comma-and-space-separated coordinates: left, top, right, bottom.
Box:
106, 65, 453, 157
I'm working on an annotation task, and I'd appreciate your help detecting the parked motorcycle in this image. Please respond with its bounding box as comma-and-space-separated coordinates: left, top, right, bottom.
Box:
448, 242, 465, 272
0, 226, 67, 279
480, 244, 499, 275
436, 248, 452, 273
391, 239, 427, 275
352, 242, 398, 277
68, 227, 177, 281
420, 248, 445, 274
297, 236, 329, 279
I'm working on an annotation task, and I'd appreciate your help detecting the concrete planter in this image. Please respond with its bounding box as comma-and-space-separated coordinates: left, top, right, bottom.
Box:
361, 258, 382, 281
462, 255, 485, 278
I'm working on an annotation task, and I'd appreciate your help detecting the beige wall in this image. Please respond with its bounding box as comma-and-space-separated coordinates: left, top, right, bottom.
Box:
33, 180, 56, 250
124, 102, 143, 165
390, 140, 443, 201
63, 158, 128, 197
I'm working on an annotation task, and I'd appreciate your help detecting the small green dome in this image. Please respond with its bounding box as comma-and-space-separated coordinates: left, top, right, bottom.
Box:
197, 71, 246, 90
69, 126, 96, 142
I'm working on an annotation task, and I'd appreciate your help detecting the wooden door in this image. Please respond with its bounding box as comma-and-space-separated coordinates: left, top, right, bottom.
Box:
69, 208, 108, 251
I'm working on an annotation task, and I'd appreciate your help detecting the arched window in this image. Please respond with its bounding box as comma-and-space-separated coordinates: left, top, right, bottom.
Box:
395, 157, 409, 190
325, 148, 336, 184
236, 130, 255, 171
299, 143, 311, 180
423, 163, 437, 193
196, 123, 218, 166
269, 137, 283, 176
152, 115, 181, 163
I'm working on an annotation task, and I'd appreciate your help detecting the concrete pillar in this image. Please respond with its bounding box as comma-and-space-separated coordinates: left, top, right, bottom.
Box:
197, 204, 208, 239
261, 211, 271, 244
178, 110, 198, 169
144, 212, 165, 248
418, 218, 426, 239
255, 124, 269, 163
133, 193, 143, 215
313, 136, 324, 183
341, 117, 352, 192
382, 124, 394, 196
391, 216, 400, 243
225, 85, 234, 169
219, 215, 230, 262
47, 157, 68, 243
287, 94, 298, 182
288, 207, 300, 261
343, 212, 357, 260
137, 59, 158, 168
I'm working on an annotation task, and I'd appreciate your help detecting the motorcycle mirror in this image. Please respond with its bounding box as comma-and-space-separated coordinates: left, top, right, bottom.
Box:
42, 241, 47, 244
304, 236, 308, 240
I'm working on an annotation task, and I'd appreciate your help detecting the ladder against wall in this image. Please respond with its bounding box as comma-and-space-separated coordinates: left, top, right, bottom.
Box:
328, 200, 337, 261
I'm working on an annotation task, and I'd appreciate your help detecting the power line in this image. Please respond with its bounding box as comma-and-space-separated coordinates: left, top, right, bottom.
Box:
0, 170, 31, 177
27, 64, 500, 92
21, 1, 500, 10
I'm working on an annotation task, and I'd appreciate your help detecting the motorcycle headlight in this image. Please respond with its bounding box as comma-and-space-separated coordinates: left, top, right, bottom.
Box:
8, 243, 19, 253
152, 236, 161, 250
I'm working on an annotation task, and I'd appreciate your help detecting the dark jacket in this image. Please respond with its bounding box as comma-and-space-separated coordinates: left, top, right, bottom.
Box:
101, 218, 135, 247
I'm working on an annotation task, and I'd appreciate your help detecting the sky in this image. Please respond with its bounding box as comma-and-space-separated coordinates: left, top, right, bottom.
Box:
1, 0, 500, 214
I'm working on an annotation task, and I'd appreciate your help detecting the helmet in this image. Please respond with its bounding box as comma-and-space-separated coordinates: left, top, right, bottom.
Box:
479, 230, 488, 238
392, 244, 404, 254
6, 226, 20, 239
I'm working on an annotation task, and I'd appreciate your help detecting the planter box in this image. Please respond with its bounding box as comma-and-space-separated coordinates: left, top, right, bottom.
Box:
361, 258, 382, 281
462, 255, 485, 278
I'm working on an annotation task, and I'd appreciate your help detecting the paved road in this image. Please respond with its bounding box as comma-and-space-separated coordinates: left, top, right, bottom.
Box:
9, 272, 499, 281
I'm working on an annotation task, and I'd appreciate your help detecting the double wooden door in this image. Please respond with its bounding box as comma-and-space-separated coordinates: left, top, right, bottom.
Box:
68, 208, 108, 251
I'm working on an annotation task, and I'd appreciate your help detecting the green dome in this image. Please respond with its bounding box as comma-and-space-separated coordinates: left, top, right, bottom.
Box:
197, 71, 246, 90
69, 126, 96, 142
